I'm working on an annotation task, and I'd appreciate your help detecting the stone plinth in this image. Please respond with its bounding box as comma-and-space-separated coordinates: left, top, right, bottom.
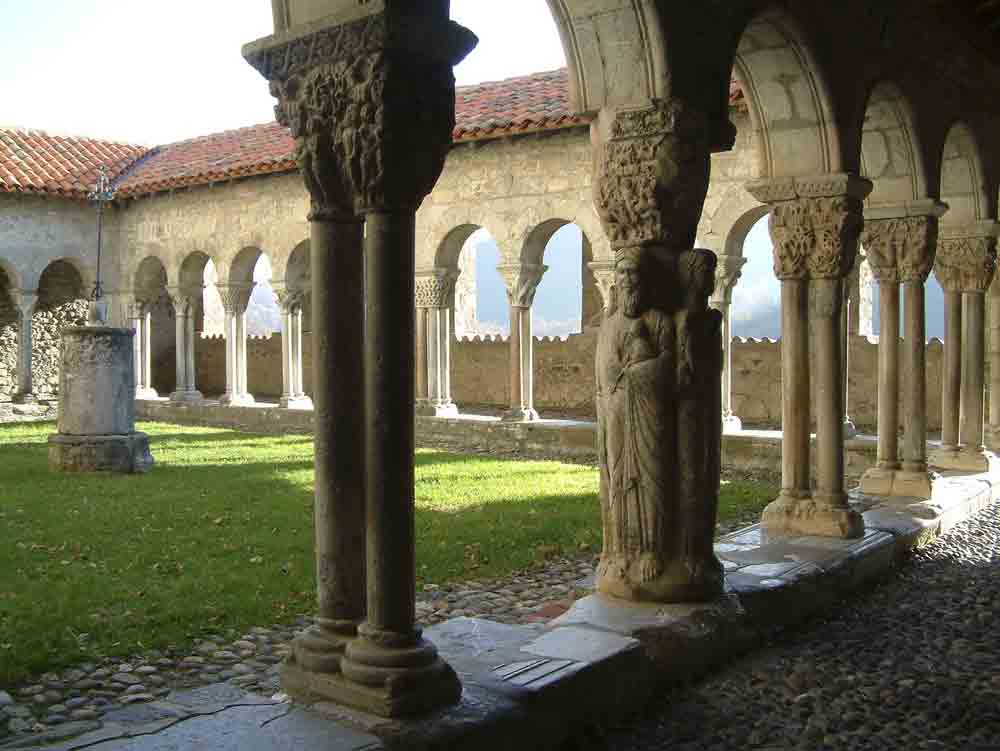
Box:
49, 326, 153, 474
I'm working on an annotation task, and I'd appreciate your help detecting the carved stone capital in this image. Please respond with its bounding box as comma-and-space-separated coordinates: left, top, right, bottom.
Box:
244, 12, 476, 220
415, 268, 458, 309
167, 288, 200, 317
16, 290, 37, 318
587, 260, 616, 310
594, 100, 711, 253
217, 283, 255, 315
936, 226, 998, 293
712, 255, 746, 302
497, 263, 547, 308
747, 175, 871, 282
862, 216, 939, 284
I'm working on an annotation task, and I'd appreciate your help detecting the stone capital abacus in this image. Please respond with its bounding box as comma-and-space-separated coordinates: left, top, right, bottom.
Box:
414, 268, 458, 309
936, 222, 999, 294
594, 99, 711, 254
497, 263, 547, 308
244, 9, 476, 219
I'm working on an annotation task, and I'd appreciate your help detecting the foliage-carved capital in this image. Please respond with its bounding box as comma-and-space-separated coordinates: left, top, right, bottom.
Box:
415, 269, 459, 309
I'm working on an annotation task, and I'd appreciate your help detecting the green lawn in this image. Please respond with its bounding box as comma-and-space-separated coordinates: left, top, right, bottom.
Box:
0, 421, 774, 685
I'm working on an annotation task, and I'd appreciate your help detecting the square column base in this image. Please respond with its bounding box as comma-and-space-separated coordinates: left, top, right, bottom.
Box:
501, 407, 539, 423
722, 414, 742, 434
169, 390, 204, 403
929, 447, 995, 473
986, 426, 1000, 452
219, 393, 255, 407
416, 400, 459, 418
281, 656, 461, 719
135, 388, 159, 400
761, 494, 865, 540
48, 432, 154, 474
280, 396, 314, 410
12, 392, 37, 405
858, 467, 935, 500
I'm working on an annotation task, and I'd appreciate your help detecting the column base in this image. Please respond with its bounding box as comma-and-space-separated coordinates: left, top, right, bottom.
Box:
722, 414, 742, 434
283, 628, 461, 718
280, 396, 314, 410
219, 392, 255, 407
169, 390, 204, 403
501, 407, 539, 423
416, 400, 459, 418
48, 432, 154, 474
287, 619, 357, 674
761, 493, 865, 540
135, 388, 159, 400
858, 465, 935, 500
858, 466, 896, 497
929, 447, 994, 473
985, 426, 1000, 452
12, 392, 37, 405
842, 417, 858, 440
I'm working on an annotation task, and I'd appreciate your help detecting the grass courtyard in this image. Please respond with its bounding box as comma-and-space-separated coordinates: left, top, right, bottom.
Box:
0, 421, 775, 686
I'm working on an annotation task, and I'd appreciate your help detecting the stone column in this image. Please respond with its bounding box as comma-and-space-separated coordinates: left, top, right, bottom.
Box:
497, 263, 546, 422
275, 286, 312, 409
13, 290, 37, 404
988, 276, 1000, 450
747, 175, 870, 539
931, 223, 998, 472
841, 264, 858, 438
131, 300, 159, 400
244, 4, 475, 717
415, 268, 459, 417
217, 284, 254, 406
711, 255, 746, 433
168, 291, 203, 402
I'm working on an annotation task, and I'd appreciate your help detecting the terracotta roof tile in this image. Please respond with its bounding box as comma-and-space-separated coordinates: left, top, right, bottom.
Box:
6, 69, 746, 200
0, 128, 148, 199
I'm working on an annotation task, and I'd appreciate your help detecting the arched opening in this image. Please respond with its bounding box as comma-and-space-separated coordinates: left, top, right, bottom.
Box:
281, 240, 313, 405
0, 263, 19, 400
32, 259, 90, 399
526, 220, 595, 338
133, 256, 171, 397
732, 214, 780, 340
446, 227, 507, 340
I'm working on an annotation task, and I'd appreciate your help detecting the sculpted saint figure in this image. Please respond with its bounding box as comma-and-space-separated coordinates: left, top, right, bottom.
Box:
595, 246, 724, 602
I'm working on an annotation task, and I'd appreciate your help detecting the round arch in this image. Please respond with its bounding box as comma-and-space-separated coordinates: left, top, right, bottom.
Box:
134, 256, 168, 302
722, 204, 771, 259
859, 81, 928, 207
285, 240, 311, 294
179, 251, 212, 292
229, 246, 266, 285
38, 258, 89, 311
733, 8, 841, 179
938, 121, 991, 225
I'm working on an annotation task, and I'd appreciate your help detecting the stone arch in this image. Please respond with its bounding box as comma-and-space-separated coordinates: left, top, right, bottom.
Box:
732, 8, 842, 179
134, 256, 169, 303
37, 258, 89, 311
228, 246, 267, 286
938, 121, 991, 225
284, 240, 311, 295
434, 224, 487, 272
179, 251, 213, 333
859, 81, 928, 208
721, 203, 771, 260
522, 218, 599, 333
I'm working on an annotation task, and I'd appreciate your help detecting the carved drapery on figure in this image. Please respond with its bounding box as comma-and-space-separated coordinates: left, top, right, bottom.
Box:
593, 101, 723, 603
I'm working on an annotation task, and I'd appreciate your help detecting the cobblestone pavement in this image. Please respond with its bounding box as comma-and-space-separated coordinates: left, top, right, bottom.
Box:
600, 500, 1000, 751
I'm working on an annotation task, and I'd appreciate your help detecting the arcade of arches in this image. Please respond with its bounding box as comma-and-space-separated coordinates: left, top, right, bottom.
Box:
4, 0, 1000, 720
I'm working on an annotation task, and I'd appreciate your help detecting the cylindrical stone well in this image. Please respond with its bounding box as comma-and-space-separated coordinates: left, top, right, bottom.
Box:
49, 326, 153, 474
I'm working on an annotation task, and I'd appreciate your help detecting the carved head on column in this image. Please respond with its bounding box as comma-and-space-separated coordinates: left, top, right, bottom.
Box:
678, 249, 718, 314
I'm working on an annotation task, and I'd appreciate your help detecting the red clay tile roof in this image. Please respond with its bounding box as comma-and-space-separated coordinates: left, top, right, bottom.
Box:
0, 128, 148, 199
6, 69, 747, 199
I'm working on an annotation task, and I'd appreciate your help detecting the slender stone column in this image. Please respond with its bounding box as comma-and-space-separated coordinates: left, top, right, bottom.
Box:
931, 223, 998, 472
711, 254, 746, 433
217, 284, 254, 406
292, 304, 309, 403
587, 260, 616, 313
987, 279, 1000, 450
415, 269, 459, 417
168, 291, 203, 402
748, 175, 870, 539
497, 263, 546, 422
243, 3, 475, 717
841, 266, 858, 438
861, 211, 941, 498
275, 286, 311, 409
13, 291, 37, 404
131, 301, 159, 400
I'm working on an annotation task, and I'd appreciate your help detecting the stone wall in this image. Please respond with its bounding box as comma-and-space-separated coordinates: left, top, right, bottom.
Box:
0, 300, 89, 400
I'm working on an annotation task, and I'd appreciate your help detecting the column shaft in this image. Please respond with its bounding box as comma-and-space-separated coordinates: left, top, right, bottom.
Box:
876, 283, 900, 468
185, 311, 198, 394
222, 311, 236, 402
941, 290, 962, 451
174, 304, 187, 394
14, 303, 34, 402
142, 310, 154, 397
811, 278, 847, 505
415, 307, 428, 405
364, 211, 416, 636
133, 313, 144, 395
780, 280, 811, 498
508, 305, 523, 411
960, 291, 986, 453
281, 307, 294, 402
902, 280, 927, 471
236, 313, 249, 398
312, 218, 366, 630
989, 292, 1000, 446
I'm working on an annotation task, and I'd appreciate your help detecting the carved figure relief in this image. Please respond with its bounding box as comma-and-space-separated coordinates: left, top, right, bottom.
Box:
595, 246, 724, 603
936, 235, 998, 293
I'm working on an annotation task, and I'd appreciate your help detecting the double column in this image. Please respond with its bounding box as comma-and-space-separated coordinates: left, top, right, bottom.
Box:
858, 205, 943, 498
131, 298, 158, 400
217, 284, 255, 407
415, 269, 459, 417
497, 263, 546, 422
274, 286, 312, 410
711, 255, 747, 433
930, 222, 998, 472
12, 290, 37, 404
747, 175, 871, 539
243, 4, 475, 717
168, 290, 203, 403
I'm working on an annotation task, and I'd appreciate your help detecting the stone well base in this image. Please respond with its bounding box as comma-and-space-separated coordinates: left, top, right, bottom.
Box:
48, 432, 154, 474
